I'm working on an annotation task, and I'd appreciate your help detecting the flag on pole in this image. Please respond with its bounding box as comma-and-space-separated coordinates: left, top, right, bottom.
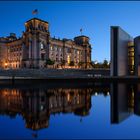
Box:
32, 9, 38, 15
80, 28, 83, 35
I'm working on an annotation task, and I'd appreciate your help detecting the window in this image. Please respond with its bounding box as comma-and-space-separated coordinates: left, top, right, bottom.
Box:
77, 51, 80, 55
55, 46, 58, 51
56, 58, 58, 61
41, 53, 45, 60
40, 42, 44, 50
50, 46, 53, 51
67, 55, 70, 64
67, 48, 71, 53
8, 48, 10, 53
41, 96, 45, 102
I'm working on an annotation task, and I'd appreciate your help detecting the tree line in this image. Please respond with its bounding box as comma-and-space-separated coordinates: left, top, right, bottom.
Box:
45, 59, 110, 69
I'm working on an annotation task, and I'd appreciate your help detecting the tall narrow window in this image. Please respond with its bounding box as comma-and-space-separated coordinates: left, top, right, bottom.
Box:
41, 53, 45, 60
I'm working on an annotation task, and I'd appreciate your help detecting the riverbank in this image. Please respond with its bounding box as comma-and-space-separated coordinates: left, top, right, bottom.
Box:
0, 75, 140, 82
0, 69, 140, 83
0, 69, 110, 78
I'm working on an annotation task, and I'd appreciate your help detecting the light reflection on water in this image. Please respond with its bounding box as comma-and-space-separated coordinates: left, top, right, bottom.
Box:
0, 82, 140, 139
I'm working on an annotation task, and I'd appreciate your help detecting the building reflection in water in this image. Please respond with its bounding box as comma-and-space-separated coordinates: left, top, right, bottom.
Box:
134, 84, 140, 116
0, 85, 110, 131
110, 82, 140, 124
3, 82, 140, 130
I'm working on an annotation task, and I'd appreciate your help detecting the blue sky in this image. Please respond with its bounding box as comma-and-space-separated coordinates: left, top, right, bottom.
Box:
1, 1, 140, 62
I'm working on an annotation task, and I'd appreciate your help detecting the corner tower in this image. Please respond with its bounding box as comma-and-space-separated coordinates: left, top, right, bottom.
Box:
74, 36, 91, 68
22, 18, 50, 68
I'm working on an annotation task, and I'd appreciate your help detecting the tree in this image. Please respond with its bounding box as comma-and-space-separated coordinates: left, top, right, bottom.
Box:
103, 59, 109, 68
78, 62, 84, 68
91, 61, 98, 68
61, 60, 66, 68
91, 60, 110, 69
45, 59, 55, 67
61, 60, 66, 65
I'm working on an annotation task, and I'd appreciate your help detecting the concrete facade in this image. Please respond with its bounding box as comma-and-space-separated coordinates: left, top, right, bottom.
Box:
111, 83, 132, 123
111, 26, 133, 76
134, 36, 140, 76
111, 83, 140, 124
0, 18, 92, 69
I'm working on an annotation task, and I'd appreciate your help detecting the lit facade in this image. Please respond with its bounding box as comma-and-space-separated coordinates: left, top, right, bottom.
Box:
0, 18, 92, 69
0, 88, 93, 130
128, 42, 134, 75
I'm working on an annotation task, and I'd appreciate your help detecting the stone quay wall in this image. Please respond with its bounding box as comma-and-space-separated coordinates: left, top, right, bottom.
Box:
0, 69, 110, 79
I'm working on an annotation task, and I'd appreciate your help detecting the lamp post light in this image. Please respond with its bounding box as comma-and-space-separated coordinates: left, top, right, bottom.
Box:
93, 60, 98, 69
4, 62, 8, 69
94, 60, 98, 65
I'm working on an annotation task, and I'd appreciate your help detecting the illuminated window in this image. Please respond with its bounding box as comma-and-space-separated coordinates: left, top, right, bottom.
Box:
128, 45, 134, 75
67, 94, 71, 102
132, 60, 134, 65
67, 55, 70, 64
50, 46, 53, 51
40, 43, 44, 50
77, 51, 79, 55
55, 46, 58, 51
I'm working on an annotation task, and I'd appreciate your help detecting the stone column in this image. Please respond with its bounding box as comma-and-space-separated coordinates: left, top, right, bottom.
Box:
28, 38, 32, 68
21, 43, 25, 68
36, 39, 41, 68
29, 39, 32, 60
32, 34, 37, 68
46, 34, 50, 60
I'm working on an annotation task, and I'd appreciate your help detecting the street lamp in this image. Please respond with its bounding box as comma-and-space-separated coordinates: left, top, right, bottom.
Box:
4, 62, 7, 69
94, 60, 98, 65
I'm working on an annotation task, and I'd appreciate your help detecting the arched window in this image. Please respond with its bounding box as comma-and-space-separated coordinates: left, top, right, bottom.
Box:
38, 25, 40, 30
40, 42, 44, 50
30, 23, 33, 30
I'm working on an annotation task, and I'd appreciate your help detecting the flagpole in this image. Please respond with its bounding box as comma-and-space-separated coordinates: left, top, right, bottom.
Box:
32, 9, 38, 18
36, 11, 38, 18
80, 28, 83, 36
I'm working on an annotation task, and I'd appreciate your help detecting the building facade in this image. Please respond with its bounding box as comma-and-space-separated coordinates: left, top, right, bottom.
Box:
0, 84, 110, 130
110, 26, 133, 76
0, 18, 92, 69
0, 87, 92, 130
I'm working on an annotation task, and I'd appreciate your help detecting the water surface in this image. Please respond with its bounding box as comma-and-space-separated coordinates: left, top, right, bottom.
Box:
0, 81, 139, 139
